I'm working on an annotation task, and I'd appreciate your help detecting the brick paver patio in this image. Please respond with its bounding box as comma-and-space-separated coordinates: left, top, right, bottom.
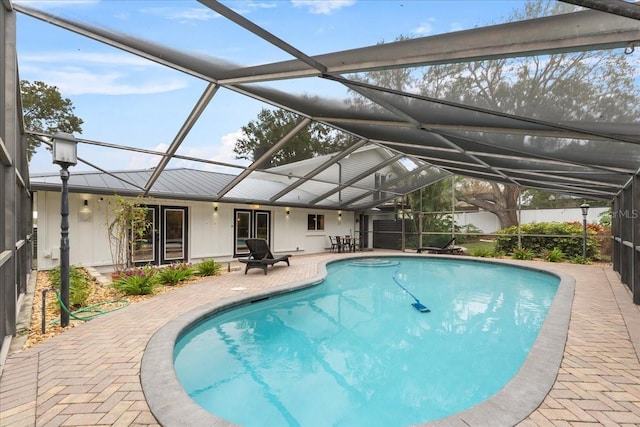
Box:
1, 252, 639, 426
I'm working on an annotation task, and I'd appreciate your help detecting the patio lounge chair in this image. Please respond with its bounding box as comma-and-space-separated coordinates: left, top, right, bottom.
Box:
416, 237, 463, 255
238, 238, 291, 274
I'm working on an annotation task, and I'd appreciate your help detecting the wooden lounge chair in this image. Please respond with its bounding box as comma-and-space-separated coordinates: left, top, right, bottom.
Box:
238, 238, 291, 274
416, 237, 463, 255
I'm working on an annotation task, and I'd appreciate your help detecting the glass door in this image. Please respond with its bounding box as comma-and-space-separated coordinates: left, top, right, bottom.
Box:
234, 209, 271, 257
255, 210, 270, 240
161, 206, 188, 264
235, 210, 252, 256
131, 206, 158, 265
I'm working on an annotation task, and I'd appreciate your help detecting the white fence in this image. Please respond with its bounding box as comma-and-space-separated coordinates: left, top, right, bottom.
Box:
455, 207, 609, 234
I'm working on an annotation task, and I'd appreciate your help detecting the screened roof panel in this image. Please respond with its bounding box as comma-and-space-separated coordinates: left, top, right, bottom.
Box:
14, 1, 640, 209
346, 84, 563, 134
338, 124, 455, 150
444, 132, 640, 172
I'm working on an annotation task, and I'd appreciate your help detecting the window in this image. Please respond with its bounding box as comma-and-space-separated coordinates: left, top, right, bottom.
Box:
307, 214, 325, 231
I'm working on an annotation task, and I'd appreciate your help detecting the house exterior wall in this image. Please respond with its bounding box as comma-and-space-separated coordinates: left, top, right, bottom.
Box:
34, 191, 356, 272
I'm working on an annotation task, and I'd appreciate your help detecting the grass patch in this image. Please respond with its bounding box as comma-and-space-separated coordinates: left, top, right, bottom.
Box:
462, 241, 495, 253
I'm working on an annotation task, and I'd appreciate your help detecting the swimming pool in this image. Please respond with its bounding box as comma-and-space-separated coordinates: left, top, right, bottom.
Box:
142, 256, 574, 427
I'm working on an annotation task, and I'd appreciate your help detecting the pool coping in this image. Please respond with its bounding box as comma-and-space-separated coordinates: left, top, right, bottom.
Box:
141, 255, 575, 427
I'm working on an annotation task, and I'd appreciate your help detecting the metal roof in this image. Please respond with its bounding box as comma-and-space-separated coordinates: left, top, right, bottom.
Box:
15, 0, 640, 210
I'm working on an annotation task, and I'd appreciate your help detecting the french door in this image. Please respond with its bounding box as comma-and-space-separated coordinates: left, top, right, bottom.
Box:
131, 206, 157, 265
161, 206, 188, 264
131, 205, 188, 265
234, 209, 270, 257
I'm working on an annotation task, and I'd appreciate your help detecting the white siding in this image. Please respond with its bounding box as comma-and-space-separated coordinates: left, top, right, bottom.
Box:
35, 191, 356, 271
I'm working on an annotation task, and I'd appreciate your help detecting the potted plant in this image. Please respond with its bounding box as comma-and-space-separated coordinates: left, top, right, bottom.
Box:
106, 195, 151, 276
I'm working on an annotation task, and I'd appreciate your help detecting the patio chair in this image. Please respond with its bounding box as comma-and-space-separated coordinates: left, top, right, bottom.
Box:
416, 237, 463, 255
238, 238, 291, 274
328, 235, 339, 252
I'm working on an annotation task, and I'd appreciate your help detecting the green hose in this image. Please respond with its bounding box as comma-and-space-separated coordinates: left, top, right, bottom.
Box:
50, 291, 130, 324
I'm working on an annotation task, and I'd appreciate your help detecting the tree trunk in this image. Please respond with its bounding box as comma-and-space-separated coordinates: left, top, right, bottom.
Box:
460, 183, 520, 229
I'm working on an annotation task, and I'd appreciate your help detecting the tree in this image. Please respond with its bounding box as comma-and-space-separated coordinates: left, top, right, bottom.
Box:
347, 0, 639, 229
234, 107, 353, 167
416, 1, 638, 227
21, 80, 84, 161
521, 189, 608, 209
346, 35, 417, 110
457, 180, 520, 229
106, 195, 151, 273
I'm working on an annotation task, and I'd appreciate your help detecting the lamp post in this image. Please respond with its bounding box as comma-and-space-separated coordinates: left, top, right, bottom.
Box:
52, 132, 78, 327
580, 202, 590, 259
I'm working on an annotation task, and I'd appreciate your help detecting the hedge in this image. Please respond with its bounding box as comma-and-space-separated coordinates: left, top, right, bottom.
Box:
494, 221, 599, 259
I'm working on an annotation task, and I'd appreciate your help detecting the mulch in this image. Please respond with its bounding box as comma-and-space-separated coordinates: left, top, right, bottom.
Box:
23, 270, 206, 350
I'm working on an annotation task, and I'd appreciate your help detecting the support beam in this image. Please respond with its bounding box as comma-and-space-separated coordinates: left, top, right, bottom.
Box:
308, 154, 404, 206
13, 5, 640, 86
198, 0, 327, 74
143, 83, 219, 196
214, 118, 312, 199
269, 139, 367, 203
214, 9, 640, 84
561, 0, 640, 20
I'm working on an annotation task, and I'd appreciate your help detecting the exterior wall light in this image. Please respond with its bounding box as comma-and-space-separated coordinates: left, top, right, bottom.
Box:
79, 199, 91, 221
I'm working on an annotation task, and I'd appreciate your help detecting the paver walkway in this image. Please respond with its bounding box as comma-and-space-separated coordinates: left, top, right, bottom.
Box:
1, 252, 639, 426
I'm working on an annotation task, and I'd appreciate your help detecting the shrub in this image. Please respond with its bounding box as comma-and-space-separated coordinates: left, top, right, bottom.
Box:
542, 247, 564, 262
49, 265, 91, 308
512, 248, 535, 260
113, 266, 158, 295
157, 262, 195, 286
197, 259, 222, 277
493, 250, 506, 258
495, 222, 599, 259
471, 248, 493, 258
570, 256, 591, 265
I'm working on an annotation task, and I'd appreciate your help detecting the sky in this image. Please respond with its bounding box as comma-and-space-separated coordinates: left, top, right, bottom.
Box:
14, 0, 530, 174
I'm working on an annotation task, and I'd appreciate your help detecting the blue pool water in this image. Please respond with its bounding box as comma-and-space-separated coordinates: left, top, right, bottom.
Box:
174, 257, 559, 426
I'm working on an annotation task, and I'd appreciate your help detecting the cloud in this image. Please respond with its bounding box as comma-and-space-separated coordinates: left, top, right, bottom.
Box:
206, 130, 251, 173
291, 0, 355, 15
167, 130, 250, 174
247, 2, 278, 10
449, 22, 464, 32
126, 143, 167, 170
413, 18, 436, 35
20, 52, 151, 68
22, 65, 187, 95
20, 51, 188, 95
140, 6, 220, 22
123, 131, 250, 174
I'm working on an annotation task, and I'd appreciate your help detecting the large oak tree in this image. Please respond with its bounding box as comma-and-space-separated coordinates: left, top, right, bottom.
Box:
348, 1, 639, 228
